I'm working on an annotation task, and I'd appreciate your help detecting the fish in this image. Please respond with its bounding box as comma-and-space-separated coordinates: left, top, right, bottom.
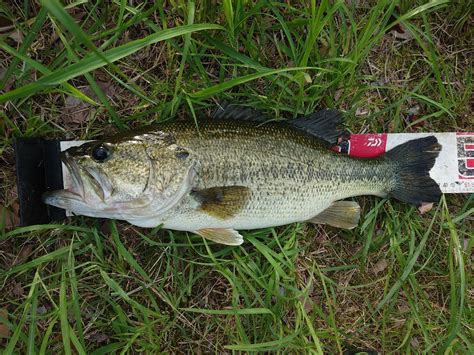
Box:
43, 104, 442, 245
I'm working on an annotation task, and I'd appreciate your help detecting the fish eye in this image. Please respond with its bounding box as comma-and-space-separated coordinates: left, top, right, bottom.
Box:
91, 144, 111, 162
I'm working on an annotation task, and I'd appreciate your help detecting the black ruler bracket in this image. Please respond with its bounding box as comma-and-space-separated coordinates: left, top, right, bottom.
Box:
14, 138, 66, 226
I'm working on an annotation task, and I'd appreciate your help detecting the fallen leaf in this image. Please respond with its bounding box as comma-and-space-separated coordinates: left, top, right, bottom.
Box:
0, 308, 10, 338
389, 16, 413, 41
355, 107, 369, 117
63, 82, 115, 126
11, 281, 24, 298
397, 301, 410, 313
407, 105, 421, 116
64, 95, 92, 125
370, 77, 388, 87
391, 26, 413, 40
463, 238, 469, 250
302, 298, 313, 313
1, 202, 20, 229
37, 305, 48, 315
373, 259, 388, 275
70, 8, 87, 21
8, 29, 23, 43
418, 202, 434, 214
393, 318, 406, 328
405, 104, 427, 129
12, 244, 33, 266
334, 88, 344, 101
0, 66, 16, 92
91, 333, 109, 344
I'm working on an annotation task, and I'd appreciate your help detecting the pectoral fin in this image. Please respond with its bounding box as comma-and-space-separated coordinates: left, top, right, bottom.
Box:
191, 186, 250, 219
195, 228, 244, 246
309, 201, 361, 229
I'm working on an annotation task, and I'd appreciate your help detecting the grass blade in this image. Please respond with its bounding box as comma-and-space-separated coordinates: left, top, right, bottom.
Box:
189, 66, 324, 99
182, 307, 273, 315
0, 23, 222, 102
59, 265, 72, 355
109, 220, 151, 282
4, 272, 41, 354
375, 204, 441, 312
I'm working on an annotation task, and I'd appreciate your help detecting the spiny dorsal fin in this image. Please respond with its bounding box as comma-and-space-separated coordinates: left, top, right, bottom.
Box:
195, 228, 244, 245
213, 104, 347, 145
191, 186, 250, 219
289, 108, 348, 145
212, 102, 267, 122
309, 200, 360, 229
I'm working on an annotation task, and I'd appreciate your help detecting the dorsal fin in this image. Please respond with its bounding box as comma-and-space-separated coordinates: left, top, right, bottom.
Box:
212, 102, 267, 122
289, 108, 348, 145
212, 103, 348, 145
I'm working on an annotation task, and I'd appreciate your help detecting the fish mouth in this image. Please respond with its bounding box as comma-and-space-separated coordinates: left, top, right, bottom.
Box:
42, 152, 106, 209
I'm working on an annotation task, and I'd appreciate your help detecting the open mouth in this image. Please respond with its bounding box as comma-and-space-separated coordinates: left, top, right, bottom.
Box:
62, 155, 86, 200
42, 153, 87, 205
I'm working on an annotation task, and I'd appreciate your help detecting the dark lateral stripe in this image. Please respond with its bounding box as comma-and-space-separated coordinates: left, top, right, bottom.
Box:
14, 138, 66, 226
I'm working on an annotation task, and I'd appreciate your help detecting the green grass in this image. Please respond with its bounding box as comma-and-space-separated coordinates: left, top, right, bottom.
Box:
1, 0, 473, 353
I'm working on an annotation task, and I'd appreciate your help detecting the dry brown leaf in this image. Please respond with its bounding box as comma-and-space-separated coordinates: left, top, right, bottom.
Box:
373, 259, 388, 275
92, 333, 109, 344
70, 8, 87, 21
410, 336, 420, 349
37, 305, 47, 315
0, 308, 10, 338
397, 301, 410, 314
0, 66, 16, 92
64, 95, 92, 125
11, 244, 33, 266
304, 298, 314, 314
8, 29, 23, 43
418, 202, 434, 214
334, 88, 344, 101
355, 107, 369, 117
1, 202, 20, 228
389, 19, 413, 41
63, 82, 115, 126
11, 281, 24, 298
392, 27, 413, 41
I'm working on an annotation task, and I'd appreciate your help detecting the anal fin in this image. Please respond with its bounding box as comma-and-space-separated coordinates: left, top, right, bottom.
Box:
309, 201, 361, 229
195, 228, 244, 246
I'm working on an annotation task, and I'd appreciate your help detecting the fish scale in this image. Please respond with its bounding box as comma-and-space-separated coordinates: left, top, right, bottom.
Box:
156, 120, 392, 231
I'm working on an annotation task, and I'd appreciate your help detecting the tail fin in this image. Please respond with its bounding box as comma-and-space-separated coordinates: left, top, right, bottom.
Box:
385, 136, 442, 206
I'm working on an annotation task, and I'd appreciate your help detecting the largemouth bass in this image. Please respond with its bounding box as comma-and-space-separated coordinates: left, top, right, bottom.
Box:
43, 105, 442, 245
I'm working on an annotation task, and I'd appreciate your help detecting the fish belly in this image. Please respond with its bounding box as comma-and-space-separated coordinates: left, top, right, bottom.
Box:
157, 183, 338, 231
